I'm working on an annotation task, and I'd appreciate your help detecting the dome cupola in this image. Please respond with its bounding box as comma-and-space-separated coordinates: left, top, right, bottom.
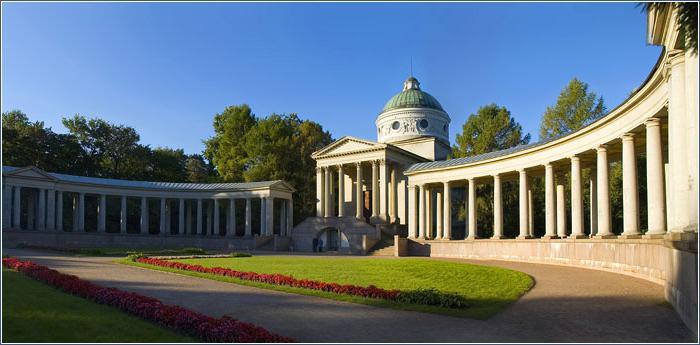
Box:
376, 76, 450, 145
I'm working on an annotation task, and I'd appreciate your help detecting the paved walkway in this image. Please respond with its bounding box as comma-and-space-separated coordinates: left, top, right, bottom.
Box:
3, 248, 695, 342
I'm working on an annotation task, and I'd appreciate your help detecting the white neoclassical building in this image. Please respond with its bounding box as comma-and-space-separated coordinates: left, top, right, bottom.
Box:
2, 166, 295, 250
291, 6, 698, 332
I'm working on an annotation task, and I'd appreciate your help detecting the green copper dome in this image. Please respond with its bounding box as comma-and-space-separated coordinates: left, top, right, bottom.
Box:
381, 77, 445, 113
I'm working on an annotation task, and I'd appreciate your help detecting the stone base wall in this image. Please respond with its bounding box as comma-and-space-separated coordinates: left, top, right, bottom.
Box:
291, 216, 378, 254
2, 230, 257, 252
408, 237, 698, 335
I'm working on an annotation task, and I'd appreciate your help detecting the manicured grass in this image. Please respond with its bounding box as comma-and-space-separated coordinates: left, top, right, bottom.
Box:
123, 256, 533, 319
2, 268, 195, 343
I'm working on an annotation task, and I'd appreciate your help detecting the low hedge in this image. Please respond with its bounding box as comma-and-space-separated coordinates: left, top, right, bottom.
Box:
3, 257, 293, 343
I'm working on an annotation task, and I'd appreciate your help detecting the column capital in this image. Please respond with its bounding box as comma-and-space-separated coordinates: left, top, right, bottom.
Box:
570, 155, 580, 162
377, 158, 386, 165
355, 161, 363, 168
443, 180, 451, 188
492, 173, 501, 180
316, 166, 324, 173
621, 133, 636, 142
645, 117, 662, 127
544, 162, 553, 169
597, 144, 608, 152
518, 168, 528, 174
336, 163, 344, 170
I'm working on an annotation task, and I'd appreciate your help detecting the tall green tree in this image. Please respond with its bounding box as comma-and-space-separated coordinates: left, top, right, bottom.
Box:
185, 154, 214, 183
452, 104, 530, 158
62, 115, 146, 178
2, 110, 84, 174
150, 147, 188, 182
539, 78, 606, 140
203, 105, 257, 182
451, 104, 531, 238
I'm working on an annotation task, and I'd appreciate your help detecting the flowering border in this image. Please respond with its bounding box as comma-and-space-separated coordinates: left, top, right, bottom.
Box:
3, 257, 294, 343
136, 257, 401, 300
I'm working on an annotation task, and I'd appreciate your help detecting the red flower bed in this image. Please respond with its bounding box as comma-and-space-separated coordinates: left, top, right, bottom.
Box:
136, 257, 401, 301
3, 257, 294, 343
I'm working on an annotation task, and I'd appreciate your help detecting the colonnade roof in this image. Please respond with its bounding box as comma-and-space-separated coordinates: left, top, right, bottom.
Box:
2, 166, 296, 192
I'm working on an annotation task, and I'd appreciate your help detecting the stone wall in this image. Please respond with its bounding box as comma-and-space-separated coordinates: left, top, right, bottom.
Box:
407, 237, 698, 335
2, 230, 257, 252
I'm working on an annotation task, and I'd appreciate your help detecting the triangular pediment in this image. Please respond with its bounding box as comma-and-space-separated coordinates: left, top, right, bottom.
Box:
312, 136, 382, 158
3, 166, 58, 181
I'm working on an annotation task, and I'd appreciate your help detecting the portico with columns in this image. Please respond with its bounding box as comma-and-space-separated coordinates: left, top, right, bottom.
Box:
2, 166, 295, 250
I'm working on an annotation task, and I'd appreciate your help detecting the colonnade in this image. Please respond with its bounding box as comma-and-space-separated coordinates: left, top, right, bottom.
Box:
316, 159, 400, 224
408, 117, 668, 240
1, 169, 294, 238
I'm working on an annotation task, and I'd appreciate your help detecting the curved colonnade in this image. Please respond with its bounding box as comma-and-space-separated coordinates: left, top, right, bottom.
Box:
402, 7, 697, 334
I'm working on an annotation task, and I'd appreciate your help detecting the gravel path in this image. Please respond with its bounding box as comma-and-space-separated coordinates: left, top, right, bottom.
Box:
3, 248, 694, 342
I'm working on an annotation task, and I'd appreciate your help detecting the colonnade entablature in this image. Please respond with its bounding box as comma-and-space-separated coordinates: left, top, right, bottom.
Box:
2, 166, 295, 238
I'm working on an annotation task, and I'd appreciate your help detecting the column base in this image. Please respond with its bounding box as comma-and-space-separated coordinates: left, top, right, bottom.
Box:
516, 235, 533, 239
618, 234, 643, 239
491, 235, 507, 240
594, 234, 618, 239
642, 233, 666, 239
466, 236, 480, 241
541, 235, 560, 240
569, 234, 589, 239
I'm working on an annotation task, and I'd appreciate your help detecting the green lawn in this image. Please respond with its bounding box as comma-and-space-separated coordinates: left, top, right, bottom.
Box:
124, 256, 533, 319
2, 269, 195, 343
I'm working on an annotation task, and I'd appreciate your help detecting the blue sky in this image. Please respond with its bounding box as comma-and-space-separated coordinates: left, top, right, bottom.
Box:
2, 2, 661, 155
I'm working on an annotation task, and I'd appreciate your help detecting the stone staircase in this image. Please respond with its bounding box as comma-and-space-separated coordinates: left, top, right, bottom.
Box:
367, 235, 395, 256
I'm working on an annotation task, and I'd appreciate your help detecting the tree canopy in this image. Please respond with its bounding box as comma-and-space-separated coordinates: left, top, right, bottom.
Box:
539, 78, 606, 139
452, 103, 530, 158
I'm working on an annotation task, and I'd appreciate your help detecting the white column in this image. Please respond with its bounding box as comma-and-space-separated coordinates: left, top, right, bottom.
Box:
324, 167, 331, 217
98, 194, 107, 232
596, 145, 613, 237
27, 191, 34, 230
544, 163, 557, 238
56, 191, 63, 231
356, 162, 363, 219
265, 196, 274, 236
390, 164, 398, 223
160, 198, 168, 235
589, 169, 598, 237
425, 187, 432, 239
493, 174, 504, 239
570, 156, 585, 238
667, 53, 692, 233
260, 197, 267, 235
120, 196, 127, 233
77, 192, 85, 232
316, 167, 324, 217
245, 198, 252, 236
379, 159, 388, 221
556, 176, 567, 238
621, 134, 641, 237
645, 118, 666, 236
196, 199, 203, 235
140, 196, 149, 233
46, 190, 55, 231
2, 184, 11, 229
467, 178, 477, 239
337, 165, 345, 217
37, 189, 46, 230
228, 198, 237, 237
408, 186, 417, 238
212, 199, 219, 236
418, 184, 426, 239
518, 169, 530, 239
286, 198, 293, 235
12, 186, 21, 229
371, 160, 379, 217
527, 186, 534, 237
443, 182, 452, 240
178, 198, 185, 235
435, 190, 443, 239
72, 194, 78, 232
